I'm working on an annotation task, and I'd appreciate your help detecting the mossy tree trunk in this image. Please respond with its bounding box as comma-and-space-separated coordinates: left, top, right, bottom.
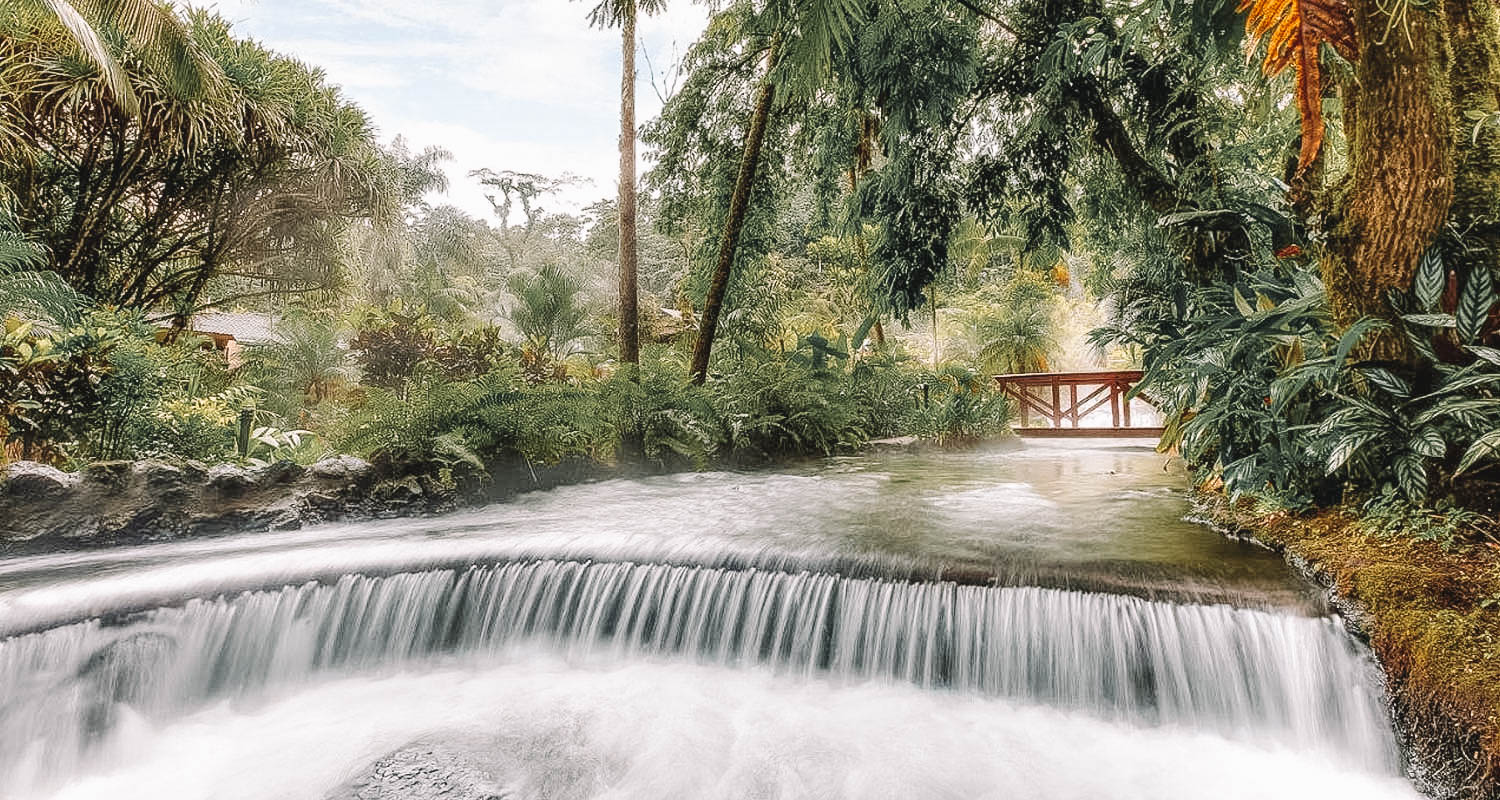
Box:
1322, 3, 1500, 355
1440, 1, 1500, 308
688, 38, 781, 385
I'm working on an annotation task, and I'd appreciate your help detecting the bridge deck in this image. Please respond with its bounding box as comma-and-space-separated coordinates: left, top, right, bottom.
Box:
994, 370, 1161, 437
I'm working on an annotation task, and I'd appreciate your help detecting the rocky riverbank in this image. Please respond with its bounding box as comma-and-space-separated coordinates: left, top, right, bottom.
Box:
0, 455, 610, 548
0, 436, 983, 549
1199, 496, 1500, 800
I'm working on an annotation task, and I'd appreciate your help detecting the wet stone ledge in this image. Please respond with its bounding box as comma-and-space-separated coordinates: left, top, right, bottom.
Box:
0, 455, 607, 548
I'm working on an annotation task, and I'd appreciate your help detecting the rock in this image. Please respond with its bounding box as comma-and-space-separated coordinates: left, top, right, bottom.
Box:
372, 476, 424, 506
311, 455, 374, 483
206, 464, 255, 495
253, 460, 305, 485
133, 460, 184, 487
325, 741, 509, 800
263, 504, 305, 531
2, 462, 78, 499
82, 461, 132, 488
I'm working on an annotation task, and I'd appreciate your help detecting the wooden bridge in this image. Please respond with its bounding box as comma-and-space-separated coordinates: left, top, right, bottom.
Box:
993, 370, 1163, 438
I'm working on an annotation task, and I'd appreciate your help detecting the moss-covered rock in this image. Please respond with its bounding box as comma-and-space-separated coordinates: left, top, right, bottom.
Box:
1205, 498, 1500, 799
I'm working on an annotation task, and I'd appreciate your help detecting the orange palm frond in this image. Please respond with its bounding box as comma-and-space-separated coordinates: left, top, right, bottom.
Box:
1238, 0, 1358, 173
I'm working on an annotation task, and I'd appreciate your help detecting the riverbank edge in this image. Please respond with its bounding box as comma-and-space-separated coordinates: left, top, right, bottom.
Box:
1195, 494, 1500, 800
0, 436, 988, 549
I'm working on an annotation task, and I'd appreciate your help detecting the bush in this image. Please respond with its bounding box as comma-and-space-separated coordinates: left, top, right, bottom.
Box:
709, 356, 872, 459
599, 350, 720, 467
349, 303, 512, 390
908, 364, 1015, 443
1099, 255, 1500, 529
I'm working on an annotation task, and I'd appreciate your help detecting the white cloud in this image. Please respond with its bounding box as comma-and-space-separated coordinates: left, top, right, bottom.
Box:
203, 0, 708, 222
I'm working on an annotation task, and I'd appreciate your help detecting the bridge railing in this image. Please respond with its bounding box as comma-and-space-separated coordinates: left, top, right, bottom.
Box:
993, 370, 1163, 437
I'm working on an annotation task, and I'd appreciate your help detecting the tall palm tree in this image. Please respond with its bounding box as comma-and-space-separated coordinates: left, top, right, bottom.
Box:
2, 0, 217, 114
587, 0, 666, 366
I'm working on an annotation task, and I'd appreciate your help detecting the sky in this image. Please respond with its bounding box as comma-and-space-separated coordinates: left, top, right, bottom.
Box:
202, 0, 710, 221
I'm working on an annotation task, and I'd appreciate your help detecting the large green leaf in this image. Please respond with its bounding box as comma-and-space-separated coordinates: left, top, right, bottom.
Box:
1414, 397, 1500, 429
1414, 246, 1445, 313
1468, 345, 1500, 367
1326, 431, 1377, 473
1360, 367, 1410, 399
1457, 267, 1497, 344
1402, 312, 1457, 329
1409, 426, 1446, 459
1457, 429, 1500, 476
1394, 453, 1430, 501
1334, 318, 1387, 364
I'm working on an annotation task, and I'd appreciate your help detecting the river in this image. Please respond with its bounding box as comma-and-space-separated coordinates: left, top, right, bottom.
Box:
0, 439, 1421, 799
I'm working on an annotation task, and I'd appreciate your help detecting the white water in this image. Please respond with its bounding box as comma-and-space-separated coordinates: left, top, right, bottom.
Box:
0, 442, 1422, 799
38, 658, 1419, 800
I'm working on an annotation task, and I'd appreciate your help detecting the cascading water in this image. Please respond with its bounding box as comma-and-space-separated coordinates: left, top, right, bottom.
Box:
0, 442, 1422, 799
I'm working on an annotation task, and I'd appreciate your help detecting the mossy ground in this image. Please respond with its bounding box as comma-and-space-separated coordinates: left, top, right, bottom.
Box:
1212, 501, 1500, 798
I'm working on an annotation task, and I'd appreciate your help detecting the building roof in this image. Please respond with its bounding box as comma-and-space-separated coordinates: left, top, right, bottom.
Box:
157, 312, 280, 344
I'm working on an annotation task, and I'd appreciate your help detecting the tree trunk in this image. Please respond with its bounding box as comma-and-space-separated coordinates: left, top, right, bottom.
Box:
929, 284, 939, 370
1324, 2, 1456, 348
689, 38, 781, 385
1441, 0, 1500, 314
618, 2, 641, 365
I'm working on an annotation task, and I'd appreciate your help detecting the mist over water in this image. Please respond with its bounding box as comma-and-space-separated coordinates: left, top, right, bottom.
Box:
0, 441, 1420, 799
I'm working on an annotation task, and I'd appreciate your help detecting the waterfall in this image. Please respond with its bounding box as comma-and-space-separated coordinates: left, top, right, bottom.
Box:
0, 557, 1397, 795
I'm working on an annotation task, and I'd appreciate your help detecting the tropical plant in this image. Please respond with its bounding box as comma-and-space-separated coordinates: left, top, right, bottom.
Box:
909, 364, 1014, 443
0, 0, 221, 115
709, 354, 870, 458
1310, 360, 1500, 502
1237, 0, 1358, 173
0, 267, 87, 331
0, 6, 395, 314
245, 313, 352, 407
686, 0, 877, 383
599, 350, 721, 466
506, 262, 592, 365
967, 301, 1057, 376
0, 313, 126, 462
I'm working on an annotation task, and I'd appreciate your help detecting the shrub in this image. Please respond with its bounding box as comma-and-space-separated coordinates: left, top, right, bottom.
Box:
599, 351, 720, 467
908, 364, 1015, 443
1099, 254, 1500, 527
1, 312, 143, 463
349, 303, 514, 391
709, 355, 871, 459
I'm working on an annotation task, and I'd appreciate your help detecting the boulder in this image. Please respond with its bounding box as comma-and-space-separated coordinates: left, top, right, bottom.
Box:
253, 460, 305, 486
311, 455, 374, 483
205, 464, 255, 495
81, 461, 133, 488
372, 476, 424, 506
1, 462, 78, 499
325, 742, 509, 800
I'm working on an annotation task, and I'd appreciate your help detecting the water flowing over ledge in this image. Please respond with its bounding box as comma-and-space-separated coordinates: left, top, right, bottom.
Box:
0, 556, 1399, 796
